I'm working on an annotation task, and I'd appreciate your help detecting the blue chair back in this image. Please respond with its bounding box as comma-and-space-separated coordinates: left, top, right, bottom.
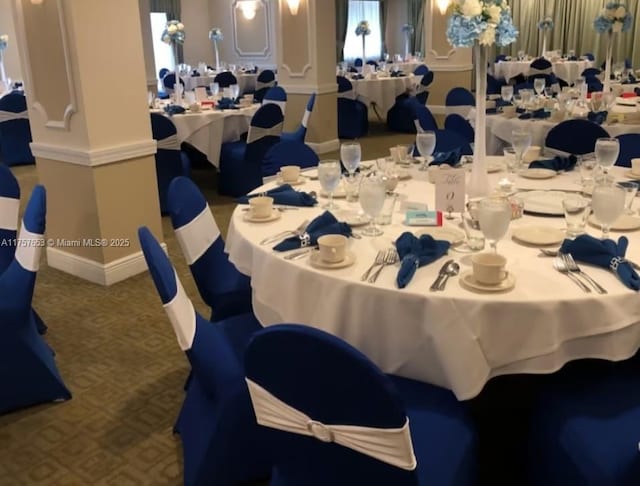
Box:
337, 75, 353, 94
615, 133, 640, 167
445, 87, 475, 107
435, 129, 472, 154
585, 76, 603, 93
162, 73, 185, 91
213, 71, 238, 88
581, 67, 601, 78
583, 53, 595, 61
256, 69, 276, 92
243, 104, 284, 194
486, 73, 504, 95
0, 164, 19, 273
0, 92, 34, 166
413, 64, 429, 76
495, 54, 508, 62
444, 114, 474, 145
354, 58, 363, 67
366, 60, 378, 68
245, 324, 419, 486
263, 86, 287, 114
262, 141, 319, 176
530, 57, 552, 71
257, 70, 276, 84
281, 93, 316, 143
159, 67, 170, 80
411, 102, 438, 132
545, 120, 610, 155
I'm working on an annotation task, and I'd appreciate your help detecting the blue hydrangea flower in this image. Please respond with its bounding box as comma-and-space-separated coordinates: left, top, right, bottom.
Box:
209, 28, 223, 42
355, 20, 371, 36
446, 0, 518, 48
0, 35, 7, 51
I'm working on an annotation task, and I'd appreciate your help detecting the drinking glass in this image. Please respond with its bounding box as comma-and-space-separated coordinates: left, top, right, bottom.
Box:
318, 160, 342, 210
511, 129, 532, 171
520, 89, 533, 114
517, 50, 525, 61
416, 131, 436, 171
579, 154, 599, 192
592, 184, 625, 239
231, 84, 240, 100
562, 196, 590, 237
503, 146, 518, 181
613, 62, 625, 81
603, 91, 616, 111
622, 182, 639, 214
501, 85, 514, 105
594, 137, 620, 179
210, 82, 220, 97
340, 142, 362, 176
461, 210, 486, 251
478, 197, 512, 253
359, 175, 386, 236
534, 78, 546, 97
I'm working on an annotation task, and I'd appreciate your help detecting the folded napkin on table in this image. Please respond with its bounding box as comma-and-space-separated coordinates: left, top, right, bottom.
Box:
347, 67, 359, 73
528, 155, 577, 171
587, 110, 608, 125
568, 56, 578, 61
273, 211, 352, 252
559, 235, 640, 290
495, 99, 513, 108
191, 70, 201, 77
390, 71, 406, 78
429, 148, 462, 166
163, 105, 186, 116
518, 108, 551, 120
516, 107, 526, 114
622, 74, 637, 84
216, 97, 238, 110
395, 232, 451, 288
237, 184, 317, 207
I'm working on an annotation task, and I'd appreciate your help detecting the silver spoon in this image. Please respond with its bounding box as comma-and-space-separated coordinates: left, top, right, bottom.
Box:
437, 261, 460, 290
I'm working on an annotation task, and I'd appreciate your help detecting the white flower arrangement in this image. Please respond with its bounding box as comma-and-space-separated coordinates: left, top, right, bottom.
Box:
209, 28, 223, 42
161, 20, 185, 45
401, 24, 414, 34
355, 20, 371, 36
538, 16, 554, 30
594, 2, 633, 33
446, 0, 518, 48
0, 35, 8, 51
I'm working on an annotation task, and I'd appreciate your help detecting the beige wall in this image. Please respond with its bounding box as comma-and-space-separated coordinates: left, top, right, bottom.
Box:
385, 0, 409, 58
1, 0, 22, 81
181, 0, 213, 66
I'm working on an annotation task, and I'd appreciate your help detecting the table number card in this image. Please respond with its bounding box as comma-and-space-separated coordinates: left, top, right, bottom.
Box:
195, 87, 208, 102
435, 169, 466, 213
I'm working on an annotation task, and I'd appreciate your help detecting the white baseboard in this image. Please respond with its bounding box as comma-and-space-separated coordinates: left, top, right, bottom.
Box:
46, 243, 166, 286
307, 138, 340, 154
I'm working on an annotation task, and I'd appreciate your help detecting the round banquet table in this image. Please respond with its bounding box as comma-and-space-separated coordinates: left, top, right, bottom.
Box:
494, 60, 592, 84
350, 74, 416, 115
183, 73, 259, 95
225, 162, 640, 400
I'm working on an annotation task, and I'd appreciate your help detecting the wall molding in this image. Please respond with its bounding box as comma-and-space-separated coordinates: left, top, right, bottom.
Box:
280, 0, 313, 78
232, 0, 272, 58
280, 82, 337, 95
430, 64, 474, 72
30, 139, 157, 167
307, 138, 340, 154
46, 243, 166, 286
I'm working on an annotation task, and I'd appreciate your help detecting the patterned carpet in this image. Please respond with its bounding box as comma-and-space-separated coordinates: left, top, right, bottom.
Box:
0, 124, 414, 485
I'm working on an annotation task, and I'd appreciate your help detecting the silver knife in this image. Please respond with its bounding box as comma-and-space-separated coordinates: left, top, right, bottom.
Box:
429, 259, 454, 292
283, 246, 318, 260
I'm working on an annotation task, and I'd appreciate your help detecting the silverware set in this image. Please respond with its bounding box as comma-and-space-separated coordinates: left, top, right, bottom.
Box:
360, 249, 398, 283
260, 219, 310, 245
430, 260, 460, 291
553, 252, 607, 294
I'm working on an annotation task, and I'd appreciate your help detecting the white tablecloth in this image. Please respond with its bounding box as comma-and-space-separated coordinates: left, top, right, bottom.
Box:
226, 163, 640, 400
183, 73, 259, 95
350, 75, 417, 115
494, 60, 593, 83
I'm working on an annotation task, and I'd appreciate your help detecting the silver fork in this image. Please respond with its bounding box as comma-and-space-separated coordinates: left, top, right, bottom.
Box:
554, 256, 591, 293
260, 219, 310, 245
361, 250, 384, 281
368, 249, 399, 283
561, 253, 608, 294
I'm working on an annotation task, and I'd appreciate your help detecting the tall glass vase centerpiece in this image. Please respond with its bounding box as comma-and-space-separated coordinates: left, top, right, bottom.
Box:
594, 3, 633, 93
161, 20, 186, 103
355, 20, 371, 62
209, 28, 223, 72
538, 16, 553, 57
401, 24, 414, 61
0, 34, 8, 91
446, 0, 518, 198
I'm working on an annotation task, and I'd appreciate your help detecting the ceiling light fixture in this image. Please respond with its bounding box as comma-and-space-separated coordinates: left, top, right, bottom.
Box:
436, 0, 450, 15
238, 1, 258, 20
287, 0, 300, 15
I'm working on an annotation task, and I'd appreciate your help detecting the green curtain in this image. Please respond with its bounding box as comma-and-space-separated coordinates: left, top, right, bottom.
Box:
336, 0, 349, 61
149, 0, 183, 63
380, 0, 389, 58
407, 0, 424, 55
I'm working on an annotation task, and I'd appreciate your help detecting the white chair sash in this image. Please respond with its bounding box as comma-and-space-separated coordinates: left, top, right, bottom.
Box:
15, 224, 42, 272
338, 89, 356, 100
528, 67, 552, 77
0, 110, 28, 123
246, 378, 417, 471
174, 205, 220, 265
0, 196, 20, 230
247, 121, 284, 144
156, 134, 180, 151
256, 80, 276, 90
264, 99, 286, 115
163, 269, 196, 351
302, 109, 311, 128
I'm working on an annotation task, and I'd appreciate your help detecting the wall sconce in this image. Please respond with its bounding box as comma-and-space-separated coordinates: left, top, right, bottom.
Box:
238, 1, 258, 20
435, 0, 450, 15
287, 0, 300, 15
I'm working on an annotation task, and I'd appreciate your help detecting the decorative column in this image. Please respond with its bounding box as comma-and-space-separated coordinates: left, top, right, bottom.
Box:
12, 0, 164, 285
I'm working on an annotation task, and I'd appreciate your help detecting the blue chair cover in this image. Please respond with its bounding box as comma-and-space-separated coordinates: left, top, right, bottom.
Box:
354, 58, 363, 67
257, 70, 276, 86
366, 60, 378, 68
336, 76, 368, 139
444, 114, 474, 145
615, 133, 640, 167
545, 120, 610, 155
529, 57, 552, 72
262, 141, 319, 177
581, 67, 601, 78
219, 103, 284, 196
415, 73, 434, 105
413, 64, 429, 76
253, 87, 269, 103
162, 73, 185, 92
263, 86, 287, 115
0, 185, 71, 413
585, 76, 604, 93
412, 102, 439, 133
0, 92, 34, 166
281, 93, 316, 143
213, 71, 238, 88
245, 324, 477, 486
137, 226, 271, 486
486, 73, 505, 95
159, 68, 170, 80
583, 52, 595, 61
149, 114, 191, 214
495, 54, 508, 62
445, 87, 475, 107
167, 177, 254, 322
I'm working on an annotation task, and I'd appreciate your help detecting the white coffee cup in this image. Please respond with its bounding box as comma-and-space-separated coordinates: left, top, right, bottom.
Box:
280, 165, 301, 183
523, 146, 542, 164
317, 234, 347, 263
471, 253, 508, 285
631, 158, 640, 175
249, 196, 273, 219
189, 102, 201, 113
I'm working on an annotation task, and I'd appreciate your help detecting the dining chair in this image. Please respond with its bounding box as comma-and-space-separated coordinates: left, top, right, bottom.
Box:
615, 133, 640, 167
583, 52, 595, 61
444, 114, 474, 146
137, 226, 271, 486
411, 101, 439, 133
445, 87, 475, 118
581, 67, 601, 78
262, 86, 287, 115
0, 185, 71, 414
388, 96, 424, 133
219, 103, 284, 196
262, 140, 319, 177
545, 119, 610, 155
213, 71, 238, 89
0, 92, 34, 167
354, 58, 363, 68
413, 64, 430, 77
513, 81, 534, 93
167, 176, 254, 322
280, 93, 316, 143
161, 73, 185, 93
486, 73, 505, 95
149, 114, 192, 214
244, 324, 477, 486
528, 57, 552, 76
336, 76, 368, 139
415, 73, 434, 104
253, 70, 276, 102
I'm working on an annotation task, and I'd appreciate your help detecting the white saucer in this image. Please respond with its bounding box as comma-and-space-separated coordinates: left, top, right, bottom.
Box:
415, 227, 465, 246
520, 168, 557, 179
512, 225, 566, 246
459, 271, 516, 293
309, 250, 356, 269
624, 169, 640, 179
243, 209, 282, 223
277, 176, 306, 186
588, 214, 640, 231
520, 190, 569, 216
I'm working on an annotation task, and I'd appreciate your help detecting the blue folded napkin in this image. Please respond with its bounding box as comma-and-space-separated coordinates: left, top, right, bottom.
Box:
347, 67, 358, 73
560, 235, 640, 290
273, 211, 352, 252
568, 56, 578, 61
237, 184, 317, 207
518, 108, 551, 120
587, 110, 608, 125
528, 155, 577, 172
216, 97, 238, 110
429, 148, 462, 166
192, 70, 201, 77
516, 107, 526, 114
163, 105, 186, 116
395, 232, 451, 288
495, 99, 513, 108
390, 71, 406, 78
622, 75, 637, 84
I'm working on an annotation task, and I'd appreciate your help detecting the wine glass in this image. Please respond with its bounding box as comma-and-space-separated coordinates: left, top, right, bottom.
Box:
534, 78, 546, 97
501, 85, 514, 105
477, 197, 512, 254
318, 160, 342, 210
603, 91, 616, 112
594, 137, 620, 180
592, 184, 625, 239
590, 92, 603, 112
210, 82, 220, 97
231, 84, 240, 100
340, 142, 361, 180
613, 62, 625, 81
416, 131, 436, 171
359, 175, 386, 236
511, 129, 532, 171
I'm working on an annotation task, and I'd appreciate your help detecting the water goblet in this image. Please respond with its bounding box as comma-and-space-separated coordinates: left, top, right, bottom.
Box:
210, 82, 220, 97
359, 175, 386, 236
317, 160, 342, 210
534, 78, 546, 97
592, 183, 625, 239
590, 92, 604, 112
501, 85, 514, 105
477, 197, 512, 254
613, 62, 625, 81
503, 146, 518, 181
594, 137, 620, 180
340, 142, 361, 176
622, 182, 639, 214
603, 91, 616, 111
416, 131, 436, 171
511, 129, 532, 171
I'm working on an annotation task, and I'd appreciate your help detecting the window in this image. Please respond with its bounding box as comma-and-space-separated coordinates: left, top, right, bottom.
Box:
150, 12, 175, 89
343, 1, 382, 62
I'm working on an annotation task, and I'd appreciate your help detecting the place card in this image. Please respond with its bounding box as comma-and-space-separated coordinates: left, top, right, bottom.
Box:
434, 168, 465, 214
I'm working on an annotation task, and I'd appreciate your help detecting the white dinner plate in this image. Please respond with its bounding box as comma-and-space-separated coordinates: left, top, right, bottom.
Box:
243, 209, 282, 223
512, 225, 566, 246
588, 214, 640, 231
415, 227, 465, 245
519, 168, 558, 180
623, 169, 640, 179
519, 190, 569, 216
309, 250, 356, 269
459, 271, 516, 293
